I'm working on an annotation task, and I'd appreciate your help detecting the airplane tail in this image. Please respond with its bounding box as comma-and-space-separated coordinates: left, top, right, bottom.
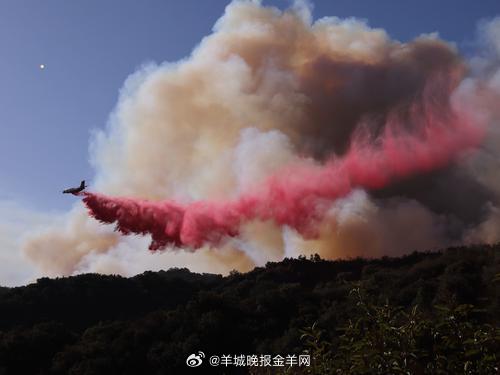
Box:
80, 180, 86, 189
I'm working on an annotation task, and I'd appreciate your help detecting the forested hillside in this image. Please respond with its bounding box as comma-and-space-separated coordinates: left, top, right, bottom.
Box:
0, 245, 499, 374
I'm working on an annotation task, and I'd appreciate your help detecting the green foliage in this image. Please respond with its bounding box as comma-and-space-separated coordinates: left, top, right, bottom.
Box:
298, 283, 500, 374
299, 322, 334, 375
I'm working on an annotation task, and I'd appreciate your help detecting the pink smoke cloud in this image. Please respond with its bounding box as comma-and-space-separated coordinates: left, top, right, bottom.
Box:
80, 100, 485, 251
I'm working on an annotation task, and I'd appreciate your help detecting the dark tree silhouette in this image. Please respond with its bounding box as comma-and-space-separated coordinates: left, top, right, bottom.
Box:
0, 244, 498, 374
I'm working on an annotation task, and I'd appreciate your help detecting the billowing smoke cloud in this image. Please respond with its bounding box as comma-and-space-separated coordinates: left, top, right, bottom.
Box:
22, 1, 500, 279
462, 17, 500, 243
0, 200, 58, 286
80, 103, 484, 250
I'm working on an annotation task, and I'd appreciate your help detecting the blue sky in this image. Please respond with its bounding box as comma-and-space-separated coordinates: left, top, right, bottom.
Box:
0, 0, 499, 212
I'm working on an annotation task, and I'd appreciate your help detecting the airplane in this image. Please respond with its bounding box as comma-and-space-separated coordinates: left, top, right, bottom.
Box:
63, 180, 87, 195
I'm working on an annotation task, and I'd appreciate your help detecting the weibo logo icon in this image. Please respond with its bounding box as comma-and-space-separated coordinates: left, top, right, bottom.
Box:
186, 351, 205, 367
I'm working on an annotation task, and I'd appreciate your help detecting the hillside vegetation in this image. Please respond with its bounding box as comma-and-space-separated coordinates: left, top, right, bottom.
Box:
0, 245, 499, 374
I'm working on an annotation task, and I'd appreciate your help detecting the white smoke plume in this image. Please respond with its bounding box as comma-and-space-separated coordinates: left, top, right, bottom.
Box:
20, 2, 500, 281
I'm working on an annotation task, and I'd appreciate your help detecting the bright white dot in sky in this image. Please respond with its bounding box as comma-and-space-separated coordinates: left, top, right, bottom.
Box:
39, 64, 45, 69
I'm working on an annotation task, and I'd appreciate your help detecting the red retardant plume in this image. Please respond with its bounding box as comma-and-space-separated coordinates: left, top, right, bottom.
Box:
81, 109, 485, 251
